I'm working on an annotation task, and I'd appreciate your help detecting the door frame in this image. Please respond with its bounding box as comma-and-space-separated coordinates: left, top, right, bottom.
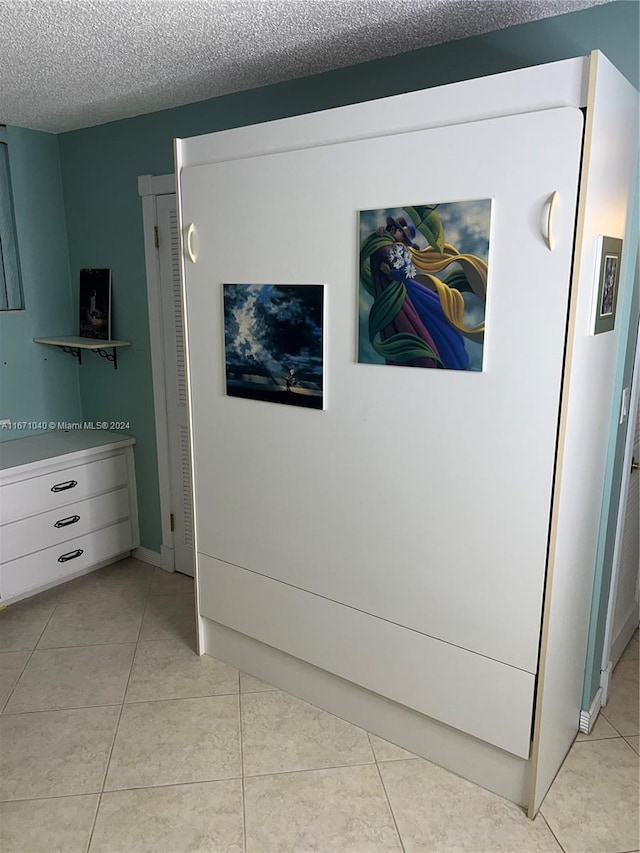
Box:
601, 312, 640, 695
139, 172, 177, 573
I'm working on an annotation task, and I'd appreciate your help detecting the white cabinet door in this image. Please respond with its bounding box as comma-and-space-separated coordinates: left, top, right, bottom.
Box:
180, 107, 583, 674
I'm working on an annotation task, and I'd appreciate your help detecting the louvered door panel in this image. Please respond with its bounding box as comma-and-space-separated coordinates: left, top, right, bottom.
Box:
158, 194, 194, 576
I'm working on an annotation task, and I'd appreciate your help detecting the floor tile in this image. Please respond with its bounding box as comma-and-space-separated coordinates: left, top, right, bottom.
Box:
149, 566, 194, 596
104, 695, 241, 790
369, 733, 419, 762
4, 643, 135, 713
0, 651, 30, 709
139, 592, 196, 643
0, 588, 62, 651
240, 671, 277, 693
620, 634, 640, 662
0, 705, 120, 801
241, 689, 374, 776
125, 640, 238, 702
90, 780, 243, 853
380, 758, 561, 852
625, 735, 639, 755
37, 593, 147, 648
601, 659, 639, 736
244, 764, 402, 852
0, 794, 98, 853
541, 738, 639, 853
576, 713, 620, 741
61, 558, 152, 604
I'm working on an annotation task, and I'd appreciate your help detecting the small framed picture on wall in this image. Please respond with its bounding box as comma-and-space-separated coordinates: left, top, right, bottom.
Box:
592, 236, 623, 335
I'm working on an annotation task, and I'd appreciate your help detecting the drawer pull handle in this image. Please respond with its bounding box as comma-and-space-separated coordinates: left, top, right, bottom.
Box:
54, 515, 81, 529
58, 548, 84, 563
51, 480, 78, 493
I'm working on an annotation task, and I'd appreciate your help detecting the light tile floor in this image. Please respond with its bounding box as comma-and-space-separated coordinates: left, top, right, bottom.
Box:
0, 557, 638, 853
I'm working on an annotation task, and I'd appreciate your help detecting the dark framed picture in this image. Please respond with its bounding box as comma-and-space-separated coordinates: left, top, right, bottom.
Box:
223, 283, 324, 409
592, 237, 623, 335
79, 268, 112, 340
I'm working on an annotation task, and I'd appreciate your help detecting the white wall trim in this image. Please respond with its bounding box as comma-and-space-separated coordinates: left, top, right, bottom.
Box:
609, 607, 639, 665
139, 173, 176, 572
132, 546, 164, 568
579, 686, 603, 733
161, 544, 175, 573
601, 274, 640, 677
600, 660, 615, 705
138, 173, 176, 197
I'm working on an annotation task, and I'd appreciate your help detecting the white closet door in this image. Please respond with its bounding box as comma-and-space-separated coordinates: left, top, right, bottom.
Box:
180, 107, 583, 673
611, 399, 640, 659
157, 193, 194, 576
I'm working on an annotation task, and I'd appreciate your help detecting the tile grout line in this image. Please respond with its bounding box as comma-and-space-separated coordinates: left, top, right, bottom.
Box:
242, 758, 382, 779
0, 583, 69, 713
600, 709, 634, 739
4, 757, 412, 803
2, 701, 128, 716
85, 569, 155, 850
84, 793, 102, 853
239, 674, 248, 853
3, 686, 252, 717
3, 759, 392, 800
0, 777, 244, 804
620, 737, 640, 757
368, 735, 406, 853
539, 809, 567, 853
576, 734, 625, 743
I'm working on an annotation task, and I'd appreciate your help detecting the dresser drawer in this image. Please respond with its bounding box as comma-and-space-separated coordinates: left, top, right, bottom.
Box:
0, 487, 131, 563
0, 453, 128, 524
0, 520, 133, 600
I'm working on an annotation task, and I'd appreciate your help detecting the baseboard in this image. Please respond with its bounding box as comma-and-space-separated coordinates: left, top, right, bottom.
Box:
132, 546, 164, 568
161, 544, 175, 572
579, 687, 603, 734
600, 660, 614, 706
201, 615, 530, 808
609, 609, 639, 669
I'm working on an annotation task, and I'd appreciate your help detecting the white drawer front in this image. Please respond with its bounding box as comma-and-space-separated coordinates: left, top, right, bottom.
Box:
0, 488, 130, 563
0, 520, 133, 600
0, 454, 128, 524
199, 554, 535, 758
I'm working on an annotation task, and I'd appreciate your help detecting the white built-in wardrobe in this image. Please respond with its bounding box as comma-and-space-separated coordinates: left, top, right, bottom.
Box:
174, 52, 638, 814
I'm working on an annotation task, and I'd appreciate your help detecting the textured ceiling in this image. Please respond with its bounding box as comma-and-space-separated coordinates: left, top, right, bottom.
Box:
0, 0, 610, 133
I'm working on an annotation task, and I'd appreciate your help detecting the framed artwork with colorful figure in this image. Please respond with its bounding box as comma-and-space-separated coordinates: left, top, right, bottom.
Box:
358, 200, 492, 371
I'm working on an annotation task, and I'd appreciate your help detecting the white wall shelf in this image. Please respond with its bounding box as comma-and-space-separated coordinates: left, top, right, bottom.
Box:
33, 336, 131, 369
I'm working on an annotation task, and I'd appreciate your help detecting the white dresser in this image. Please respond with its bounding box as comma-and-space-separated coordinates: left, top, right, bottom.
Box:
0, 431, 139, 603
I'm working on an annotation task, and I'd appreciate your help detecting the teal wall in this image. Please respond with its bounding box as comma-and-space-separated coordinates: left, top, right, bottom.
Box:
583, 167, 640, 708
55, 0, 638, 553
0, 127, 80, 440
